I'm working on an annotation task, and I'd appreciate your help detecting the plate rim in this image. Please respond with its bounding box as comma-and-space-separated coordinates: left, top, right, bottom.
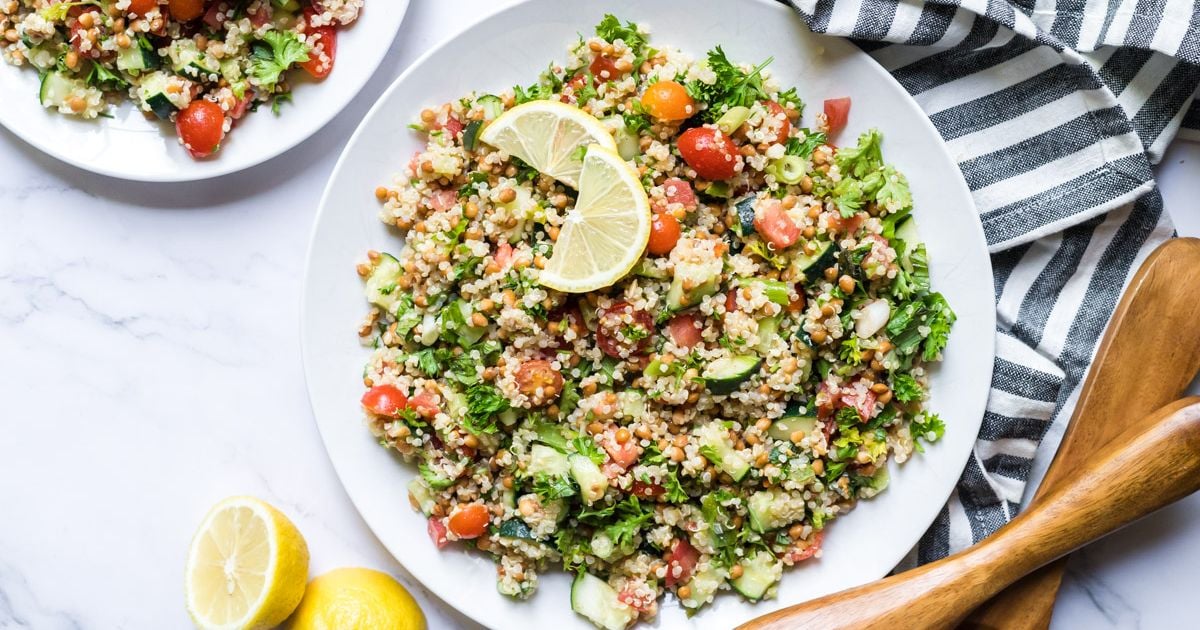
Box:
0, 0, 410, 183
301, 0, 996, 626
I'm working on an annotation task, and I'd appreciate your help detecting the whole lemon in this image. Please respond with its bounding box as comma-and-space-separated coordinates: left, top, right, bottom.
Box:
286, 568, 426, 630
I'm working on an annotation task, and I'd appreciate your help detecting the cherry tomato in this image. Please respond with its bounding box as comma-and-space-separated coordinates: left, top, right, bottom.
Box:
300, 8, 338, 79
753, 199, 801, 249
515, 359, 564, 406
661, 177, 697, 210
677, 127, 739, 180
126, 0, 158, 16
407, 390, 441, 418
631, 480, 666, 499
824, 97, 851, 137
589, 55, 623, 83
427, 517, 449, 549
447, 503, 490, 539
168, 0, 205, 22
783, 531, 824, 564
361, 384, 408, 416
764, 100, 792, 145
647, 211, 681, 256
666, 313, 703, 349
664, 538, 700, 587
176, 100, 226, 159
640, 80, 695, 122
596, 301, 654, 359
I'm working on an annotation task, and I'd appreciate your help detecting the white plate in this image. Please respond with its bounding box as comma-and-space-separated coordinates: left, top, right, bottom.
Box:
301, 0, 995, 627
0, 2, 408, 182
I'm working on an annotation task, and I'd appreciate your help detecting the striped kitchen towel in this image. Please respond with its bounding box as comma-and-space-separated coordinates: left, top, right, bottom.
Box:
784, 0, 1199, 563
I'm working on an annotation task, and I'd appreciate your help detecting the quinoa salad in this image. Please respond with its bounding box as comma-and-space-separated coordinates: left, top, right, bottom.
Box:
0, 0, 362, 158
355, 15, 955, 629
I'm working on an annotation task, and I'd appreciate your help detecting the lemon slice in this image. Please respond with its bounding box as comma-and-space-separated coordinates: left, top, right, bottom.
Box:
539, 145, 651, 293
185, 496, 310, 630
478, 100, 618, 189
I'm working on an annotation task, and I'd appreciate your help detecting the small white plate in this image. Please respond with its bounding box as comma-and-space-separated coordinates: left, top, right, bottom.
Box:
302, 1, 995, 627
0, 2, 408, 182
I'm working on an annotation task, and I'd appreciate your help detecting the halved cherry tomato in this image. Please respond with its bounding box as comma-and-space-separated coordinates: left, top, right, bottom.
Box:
407, 390, 441, 418
176, 100, 226, 159
753, 199, 801, 249
447, 503, 490, 539
515, 359, 564, 406
664, 538, 700, 587
427, 517, 449, 549
661, 177, 697, 210
666, 313, 703, 349
764, 100, 792, 145
126, 0, 158, 16
168, 0, 205, 22
361, 384, 408, 416
300, 8, 338, 79
640, 80, 694, 122
677, 127, 739, 180
824, 97, 851, 137
631, 480, 666, 499
589, 55, 623, 83
647, 211, 681, 256
596, 301, 654, 359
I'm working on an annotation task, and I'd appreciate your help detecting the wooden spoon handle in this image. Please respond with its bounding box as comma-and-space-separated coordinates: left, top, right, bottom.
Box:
740, 398, 1200, 630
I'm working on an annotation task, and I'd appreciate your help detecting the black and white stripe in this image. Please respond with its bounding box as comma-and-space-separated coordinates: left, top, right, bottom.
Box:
787, 0, 1195, 561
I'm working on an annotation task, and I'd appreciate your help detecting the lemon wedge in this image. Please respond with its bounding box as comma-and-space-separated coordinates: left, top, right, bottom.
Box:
185, 496, 310, 630
478, 100, 618, 189
286, 568, 427, 630
538, 144, 651, 293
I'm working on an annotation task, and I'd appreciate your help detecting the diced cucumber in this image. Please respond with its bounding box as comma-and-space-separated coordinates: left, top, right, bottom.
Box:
168, 39, 219, 76
895, 215, 920, 255
38, 72, 81, 109
569, 454, 608, 505
25, 44, 59, 71
679, 564, 726, 610
703, 181, 732, 199
855, 466, 890, 498
476, 94, 504, 120
701, 355, 761, 395
733, 196, 756, 237
407, 477, 437, 516
589, 531, 619, 561
533, 421, 571, 451
666, 257, 722, 311
462, 120, 483, 150
740, 278, 790, 305
497, 518, 537, 540
788, 240, 836, 283
527, 444, 570, 477
746, 489, 806, 532
364, 253, 405, 315
730, 551, 783, 601
768, 415, 818, 441
117, 40, 157, 74
716, 105, 751, 134
618, 390, 646, 418
696, 421, 751, 481
220, 57, 242, 84
440, 299, 487, 345
418, 462, 456, 490
603, 115, 639, 160
633, 258, 669, 280
755, 315, 780, 355
571, 573, 637, 630
136, 71, 178, 120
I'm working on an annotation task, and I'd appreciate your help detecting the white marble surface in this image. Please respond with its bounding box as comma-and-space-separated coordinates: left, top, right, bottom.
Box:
0, 1, 1196, 627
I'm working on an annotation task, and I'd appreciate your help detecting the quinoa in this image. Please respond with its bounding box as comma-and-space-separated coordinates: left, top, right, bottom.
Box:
358, 14, 956, 628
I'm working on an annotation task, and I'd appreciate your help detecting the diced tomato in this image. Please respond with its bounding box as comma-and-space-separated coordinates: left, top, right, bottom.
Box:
176, 100, 226, 159
247, 1, 272, 27
407, 390, 441, 418
361, 384, 408, 416
725, 288, 738, 314
561, 74, 587, 102
763, 100, 792, 145
494, 242, 514, 269
299, 7, 337, 79
827, 210, 864, 235
203, 1, 228, 29
602, 428, 640, 469
428, 188, 458, 212
602, 461, 626, 479
228, 95, 252, 121
840, 383, 878, 421
596, 301, 654, 359
126, 0, 157, 16
816, 381, 838, 419
431, 115, 463, 138
824, 97, 851, 137
589, 55, 624, 84
67, 8, 104, 59
447, 503, 490, 539
753, 199, 801, 250
677, 127, 740, 180
631, 480, 666, 499
617, 586, 656, 613
666, 313, 703, 349
661, 177, 697, 210
664, 539, 700, 587
407, 151, 422, 175
783, 531, 824, 564
168, 0, 205, 22
647, 211, 681, 256
427, 517, 449, 549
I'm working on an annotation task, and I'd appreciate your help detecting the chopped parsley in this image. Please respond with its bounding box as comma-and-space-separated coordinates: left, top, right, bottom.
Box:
687, 46, 773, 121
891, 373, 925, 403
249, 30, 310, 91
462, 383, 511, 434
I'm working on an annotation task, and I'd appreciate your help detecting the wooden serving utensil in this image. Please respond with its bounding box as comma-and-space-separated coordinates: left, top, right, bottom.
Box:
739, 397, 1200, 630
965, 237, 1200, 628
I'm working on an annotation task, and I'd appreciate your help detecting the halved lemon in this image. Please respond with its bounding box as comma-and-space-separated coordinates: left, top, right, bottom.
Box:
478, 100, 618, 189
538, 145, 651, 293
185, 496, 310, 630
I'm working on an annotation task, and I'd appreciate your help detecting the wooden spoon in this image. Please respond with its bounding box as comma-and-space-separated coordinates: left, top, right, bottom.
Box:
965, 237, 1200, 628
739, 397, 1200, 630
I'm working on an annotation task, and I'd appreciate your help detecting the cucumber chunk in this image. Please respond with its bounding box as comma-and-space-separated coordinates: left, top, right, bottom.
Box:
702, 355, 761, 395
733, 195, 756, 237
39, 72, 81, 108
527, 444, 570, 477
364, 253, 405, 315
768, 415, 818, 441
571, 573, 637, 630
746, 489, 806, 532
730, 550, 783, 601
679, 564, 726, 610
696, 421, 751, 481
497, 518, 537, 540
666, 257, 722, 311
568, 454, 608, 505
407, 477, 437, 516
789, 240, 836, 283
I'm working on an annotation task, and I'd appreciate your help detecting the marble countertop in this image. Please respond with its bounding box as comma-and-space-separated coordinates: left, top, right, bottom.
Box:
1, 1, 1197, 627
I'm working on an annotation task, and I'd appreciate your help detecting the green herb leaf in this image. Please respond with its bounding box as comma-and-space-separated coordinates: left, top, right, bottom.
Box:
463, 383, 511, 434
248, 29, 310, 91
